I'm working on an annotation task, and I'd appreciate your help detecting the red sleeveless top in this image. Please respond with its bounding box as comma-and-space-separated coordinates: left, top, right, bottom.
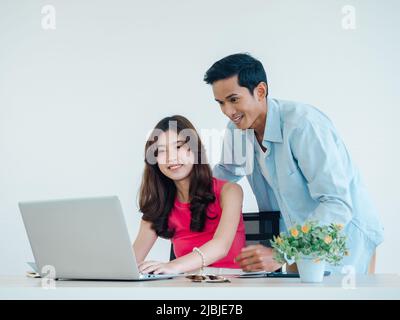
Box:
168, 177, 245, 268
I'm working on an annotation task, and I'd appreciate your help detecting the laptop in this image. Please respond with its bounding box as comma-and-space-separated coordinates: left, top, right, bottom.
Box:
19, 196, 178, 281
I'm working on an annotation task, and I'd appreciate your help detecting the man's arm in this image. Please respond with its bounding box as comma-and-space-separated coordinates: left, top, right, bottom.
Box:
235, 117, 354, 272
290, 119, 353, 226
213, 163, 243, 182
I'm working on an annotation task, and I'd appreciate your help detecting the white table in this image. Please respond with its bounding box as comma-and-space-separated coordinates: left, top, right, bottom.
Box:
1, 274, 399, 300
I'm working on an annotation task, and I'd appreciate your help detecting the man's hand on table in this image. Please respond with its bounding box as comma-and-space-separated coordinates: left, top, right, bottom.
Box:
235, 245, 283, 272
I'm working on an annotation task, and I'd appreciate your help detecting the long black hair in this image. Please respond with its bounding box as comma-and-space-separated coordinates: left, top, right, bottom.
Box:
138, 115, 216, 239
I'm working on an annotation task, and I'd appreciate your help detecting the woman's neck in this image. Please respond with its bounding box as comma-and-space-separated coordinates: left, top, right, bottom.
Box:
174, 177, 191, 203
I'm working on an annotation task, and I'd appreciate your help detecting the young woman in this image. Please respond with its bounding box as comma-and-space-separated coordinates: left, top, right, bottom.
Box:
133, 115, 245, 274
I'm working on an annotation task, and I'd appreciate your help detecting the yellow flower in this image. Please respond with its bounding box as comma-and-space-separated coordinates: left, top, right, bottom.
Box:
301, 225, 310, 233
290, 228, 299, 238
276, 236, 283, 245
336, 224, 344, 231
324, 235, 333, 244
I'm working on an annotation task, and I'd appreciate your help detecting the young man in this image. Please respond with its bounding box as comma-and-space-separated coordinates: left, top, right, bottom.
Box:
204, 53, 384, 274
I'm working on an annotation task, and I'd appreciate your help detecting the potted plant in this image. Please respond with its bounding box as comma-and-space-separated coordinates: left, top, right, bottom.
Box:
270, 221, 348, 283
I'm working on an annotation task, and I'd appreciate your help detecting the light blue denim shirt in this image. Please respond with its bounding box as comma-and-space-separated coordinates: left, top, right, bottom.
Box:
213, 98, 384, 273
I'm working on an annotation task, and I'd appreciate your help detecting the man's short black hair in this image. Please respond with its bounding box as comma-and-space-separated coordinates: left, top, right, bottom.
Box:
203, 53, 268, 95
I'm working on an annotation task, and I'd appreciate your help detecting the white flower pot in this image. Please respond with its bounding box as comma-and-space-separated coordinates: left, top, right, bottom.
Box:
296, 256, 326, 283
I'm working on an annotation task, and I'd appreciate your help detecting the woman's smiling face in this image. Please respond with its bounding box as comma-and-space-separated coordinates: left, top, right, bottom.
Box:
156, 130, 195, 181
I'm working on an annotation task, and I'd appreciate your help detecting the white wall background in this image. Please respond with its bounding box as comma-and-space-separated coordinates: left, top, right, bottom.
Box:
1, 0, 399, 275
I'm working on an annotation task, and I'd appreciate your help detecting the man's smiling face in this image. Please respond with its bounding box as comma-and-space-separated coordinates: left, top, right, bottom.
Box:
212, 75, 263, 130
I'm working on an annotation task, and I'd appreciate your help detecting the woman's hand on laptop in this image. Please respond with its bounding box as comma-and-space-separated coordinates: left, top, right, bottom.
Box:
138, 260, 180, 275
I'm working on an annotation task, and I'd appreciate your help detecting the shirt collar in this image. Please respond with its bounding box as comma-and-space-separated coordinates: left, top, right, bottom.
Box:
262, 98, 283, 144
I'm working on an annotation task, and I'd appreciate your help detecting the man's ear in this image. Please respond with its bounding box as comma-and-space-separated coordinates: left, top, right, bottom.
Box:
254, 82, 268, 101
